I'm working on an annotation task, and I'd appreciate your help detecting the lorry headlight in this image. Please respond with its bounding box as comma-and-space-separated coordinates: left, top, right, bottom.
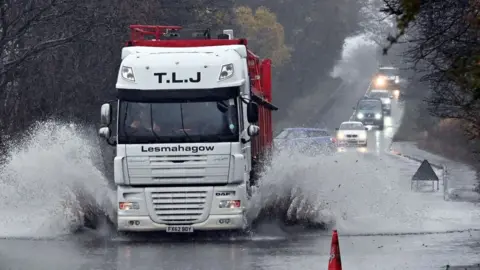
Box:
121, 66, 135, 81
375, 76, 385, 86
219, 200, 241, 208
119, 202, 139, 210
219, 63, 234, 81
375, 113, 382, 119
357, 113, 364, 119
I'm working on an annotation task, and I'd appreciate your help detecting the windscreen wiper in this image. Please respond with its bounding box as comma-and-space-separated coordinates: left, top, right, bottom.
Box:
216, 101, 228, 112
122, 103, 130, 141
179, 104, 193, 142
149, 104, 161, 141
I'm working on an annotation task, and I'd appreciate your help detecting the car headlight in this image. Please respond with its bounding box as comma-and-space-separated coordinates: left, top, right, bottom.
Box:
357, 113, 364, 119
375, 113, 382, 119
337, 132, 344, 139
121, 66, 135, 81
219, 63, 234, 81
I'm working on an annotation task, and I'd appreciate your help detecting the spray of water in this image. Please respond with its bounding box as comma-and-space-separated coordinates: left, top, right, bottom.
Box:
330, 34, 379, 84
247, 147, 337, 229
2, 119, 477, 239
0, 120, 115, 238
247, 144, 480, 235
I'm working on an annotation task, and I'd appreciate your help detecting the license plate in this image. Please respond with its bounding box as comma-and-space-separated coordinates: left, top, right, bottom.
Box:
348, 140, 357, 143
365, 121, 373, 125
166, 226, 194, 233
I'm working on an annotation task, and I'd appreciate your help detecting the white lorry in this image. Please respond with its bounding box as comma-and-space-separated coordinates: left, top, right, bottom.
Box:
98, 25, 277, 233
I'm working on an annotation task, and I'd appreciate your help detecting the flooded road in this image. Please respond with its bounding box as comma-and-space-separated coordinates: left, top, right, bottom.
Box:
1, 80, 480, 270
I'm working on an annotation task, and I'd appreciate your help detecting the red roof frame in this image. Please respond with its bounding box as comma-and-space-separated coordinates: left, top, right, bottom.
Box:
127, 25, 248, 47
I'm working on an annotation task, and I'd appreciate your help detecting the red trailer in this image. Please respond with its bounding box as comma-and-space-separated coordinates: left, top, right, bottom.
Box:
247, 52, 278, 168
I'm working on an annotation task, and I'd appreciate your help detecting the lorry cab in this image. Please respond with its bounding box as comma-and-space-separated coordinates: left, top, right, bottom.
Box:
97, 25, 277, 233
372, 66, 400, 92
353, 98, 384, 130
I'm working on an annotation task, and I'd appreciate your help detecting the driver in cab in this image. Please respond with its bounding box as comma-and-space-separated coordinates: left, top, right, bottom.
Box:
128, 103, 161, 132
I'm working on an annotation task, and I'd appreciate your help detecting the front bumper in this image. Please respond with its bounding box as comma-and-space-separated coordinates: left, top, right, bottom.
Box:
373, 82, 400, 90
337, 139, 367, 146
116, 185, 249, 232
357, 118, 383, 126
118, 214, 246, 232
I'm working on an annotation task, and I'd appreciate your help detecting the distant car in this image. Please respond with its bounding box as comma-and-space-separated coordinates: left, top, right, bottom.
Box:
353, 98, 384, 130
367, 90, 392, 115
274, 127, 336, 154
372, 66, 400, 91
335, 121, 368, 147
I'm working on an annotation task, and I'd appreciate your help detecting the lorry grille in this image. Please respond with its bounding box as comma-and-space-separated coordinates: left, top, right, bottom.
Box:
150, 190, 208, 224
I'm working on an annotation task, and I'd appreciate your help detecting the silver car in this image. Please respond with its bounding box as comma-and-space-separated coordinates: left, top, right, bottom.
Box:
335, 121, 368, 147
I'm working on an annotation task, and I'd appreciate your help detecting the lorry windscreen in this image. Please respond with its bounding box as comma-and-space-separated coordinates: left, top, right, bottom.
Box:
118, 99, 239, 144
378, 68, 398, 76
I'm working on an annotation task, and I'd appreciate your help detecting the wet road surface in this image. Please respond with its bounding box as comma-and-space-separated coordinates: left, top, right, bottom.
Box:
2, 80, 480, 270
1, 229, 479, 270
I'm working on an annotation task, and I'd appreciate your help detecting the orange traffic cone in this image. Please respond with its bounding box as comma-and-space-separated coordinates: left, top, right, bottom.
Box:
328, 230, 342, 270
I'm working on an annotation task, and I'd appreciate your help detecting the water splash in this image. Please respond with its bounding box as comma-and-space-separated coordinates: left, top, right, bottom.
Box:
247, 147, 338, 229
247, 145, 480, 235
0, 120, 115, 238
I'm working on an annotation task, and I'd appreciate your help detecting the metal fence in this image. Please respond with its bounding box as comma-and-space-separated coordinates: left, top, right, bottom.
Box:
442, 164, 448, 201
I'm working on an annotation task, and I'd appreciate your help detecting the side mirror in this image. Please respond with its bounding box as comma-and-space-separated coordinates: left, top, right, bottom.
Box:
365, 127, 368, 130
247, 102, 259, 123
352, 106, 356, 110
100, 103, 112, 126
99, 127, 111, 139
247, 125, 260, 137
335, 128, 339, 131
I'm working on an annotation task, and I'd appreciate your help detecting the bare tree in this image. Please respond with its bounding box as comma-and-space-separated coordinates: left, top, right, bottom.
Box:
0, 0, 235, 158
0, 0, 95, 88
0, 0, 98, 154
359, 0, 398, 47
